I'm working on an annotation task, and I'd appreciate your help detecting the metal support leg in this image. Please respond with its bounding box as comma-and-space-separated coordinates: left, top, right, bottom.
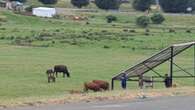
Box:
194, 45, 195, 86
111, 79, 114, 90
170, 46, 174, 86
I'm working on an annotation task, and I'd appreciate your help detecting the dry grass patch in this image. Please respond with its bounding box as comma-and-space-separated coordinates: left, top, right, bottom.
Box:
0, 86, 194, 108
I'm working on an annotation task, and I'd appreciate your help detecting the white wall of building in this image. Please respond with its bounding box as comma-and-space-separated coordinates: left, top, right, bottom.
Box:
33, 7, 56, 17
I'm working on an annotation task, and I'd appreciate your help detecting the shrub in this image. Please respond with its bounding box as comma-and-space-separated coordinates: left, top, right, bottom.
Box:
71, 0, 89, 8
123, 29, 129, 32
103, 45, 110, 49
159, 0, 195, 13
129, 29, 136, 33
136, 16, 150, 28
52, 40, 55, 44
151, 13, 165, 24
39, 0, 57, 4
186, 29, 191, 33
53, 14, 61, 19
0, 27, 6, 30
145, 28, 150, 32
0, 37, 5, 40
132, 0, 154, 11
169, 29, 175, 33
25, 5, 35, 12
106, 15, 117, 23
10, 0, 26, 3
95, 0, 120, 10
86, 22, 90, 25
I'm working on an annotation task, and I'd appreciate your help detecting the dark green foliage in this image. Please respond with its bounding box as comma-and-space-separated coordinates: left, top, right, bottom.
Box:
106, 15, 117, 23
71, 0, 89, 8
132, 0, 154, 11
95, 0, 120, 10
136, 16, 150, 28
38, 0, 57, 4
186, 29, 191, 33
169, 29, 175, 33
53, 14, 61, 19
25, 5, 35, 12
103, 45, 110, 49
151, 13, 165, 24
10, 0, 26, 3
159, 0, 195, 13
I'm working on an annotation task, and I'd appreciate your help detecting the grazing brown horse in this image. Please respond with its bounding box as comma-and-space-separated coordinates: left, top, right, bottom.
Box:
92, 80, 109, 91
54, 65, 70, 78
84, 82, 101, 92
46, 69, 55, 83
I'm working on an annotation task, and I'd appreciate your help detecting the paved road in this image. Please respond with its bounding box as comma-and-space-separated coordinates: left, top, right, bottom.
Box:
3, 96, 195, 110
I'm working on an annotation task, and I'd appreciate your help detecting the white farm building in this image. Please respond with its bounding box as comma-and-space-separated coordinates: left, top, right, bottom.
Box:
33, 7, 56, 17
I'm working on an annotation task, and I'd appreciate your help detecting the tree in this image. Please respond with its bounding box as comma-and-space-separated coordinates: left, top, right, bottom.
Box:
94, 0, 120, 10
132, 0, 154, 11
136, 16, 150, 28
38, 0, 58, 4
10, 0, 26, 3
159, 0, 195, 13
71, 0, 89, 8
151, 13, 165, 24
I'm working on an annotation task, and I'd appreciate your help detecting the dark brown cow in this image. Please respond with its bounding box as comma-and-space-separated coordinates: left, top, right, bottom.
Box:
54, 65, 70, 78
46, 69, 55, 83
84, 82, 101, 92
92, 80, 109, 91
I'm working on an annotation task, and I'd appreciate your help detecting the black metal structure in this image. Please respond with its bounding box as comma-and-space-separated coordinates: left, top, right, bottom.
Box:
112, 42, 195, 90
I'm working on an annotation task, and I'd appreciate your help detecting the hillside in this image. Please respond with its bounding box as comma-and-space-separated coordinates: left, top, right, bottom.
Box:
0, 7, 195, 106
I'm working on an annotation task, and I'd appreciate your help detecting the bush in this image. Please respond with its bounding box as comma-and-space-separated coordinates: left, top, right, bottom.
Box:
129, 29, 136, 33
136, 16, 150, 28
95, 0, 120, 10
71, 0, 89, 8
132, 0, 154, 11
186, 29, 191, 33
169, 29, 175, 33
145, 28, 150, 32
159, 0, 195, 13
10, 0, 26, 3
151, 13, 165, 24
25, 5, 35, 12
106, 15, 117, 23
0, 37, 5, 40
103, 45, 110, 49
39, 0, 57, 4
53, 14, 61, 19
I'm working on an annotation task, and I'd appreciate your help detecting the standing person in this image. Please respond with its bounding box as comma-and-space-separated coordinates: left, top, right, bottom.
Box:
164, 74, 171, 88
121, 73, 127, 89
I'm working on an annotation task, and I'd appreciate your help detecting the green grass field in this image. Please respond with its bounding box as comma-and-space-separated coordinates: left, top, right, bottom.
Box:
0, 9, 195, 104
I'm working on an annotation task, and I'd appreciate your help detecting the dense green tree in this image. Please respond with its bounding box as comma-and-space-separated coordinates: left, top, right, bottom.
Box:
71, 0, 89, 8
132, 0, 154, 11
38, 0, 58, 4
159, 0, 195, 13
94, 0, 120, 10
136, 16, 150, 28
10, 0, 26, 3
151, 13, 165, 24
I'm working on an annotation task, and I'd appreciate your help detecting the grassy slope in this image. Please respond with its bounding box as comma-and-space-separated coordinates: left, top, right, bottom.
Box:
0, 10, 195, 103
